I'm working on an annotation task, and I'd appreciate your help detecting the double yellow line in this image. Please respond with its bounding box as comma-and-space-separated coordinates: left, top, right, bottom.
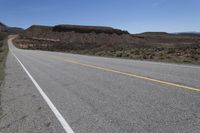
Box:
48, 55, 200, 92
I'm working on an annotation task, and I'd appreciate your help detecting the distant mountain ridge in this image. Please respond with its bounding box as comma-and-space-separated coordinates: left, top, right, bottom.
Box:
175, 32, 200, 37
138, 32, 170, 36
0, 22, 7, 32
0, 21, 23, 33
26, 24, 129, 35
0, 22, 7, 27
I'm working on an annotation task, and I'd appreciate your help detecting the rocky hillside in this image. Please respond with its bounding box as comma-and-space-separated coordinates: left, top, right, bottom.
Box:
53, 25, 129, 35
21, 25, 200, 48
21, 25, 132, 45
15, 24, 200, 64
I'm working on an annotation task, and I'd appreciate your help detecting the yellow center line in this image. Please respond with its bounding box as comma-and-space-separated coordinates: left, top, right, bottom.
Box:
43, 54, 200, 92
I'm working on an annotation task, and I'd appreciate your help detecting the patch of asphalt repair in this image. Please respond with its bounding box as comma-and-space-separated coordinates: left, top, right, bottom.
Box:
0, 52, 65, 133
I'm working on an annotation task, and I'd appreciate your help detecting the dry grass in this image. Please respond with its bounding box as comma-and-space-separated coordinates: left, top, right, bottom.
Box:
14, 37, 200, 65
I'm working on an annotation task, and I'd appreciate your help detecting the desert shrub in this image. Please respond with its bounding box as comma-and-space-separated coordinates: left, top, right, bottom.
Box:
115, 51, 123, 57
167, 48, 176, 54
142, 55, 147, 59
149, 54, 154, 59
159, 53, 164, 57
183, 59, 191, 63
166, 55, 172, 59
190, 55, 198, 61
0, 33, 8, 41
0, 41, 3, 47
134, 49, 140, 55
122, 51, 130, 57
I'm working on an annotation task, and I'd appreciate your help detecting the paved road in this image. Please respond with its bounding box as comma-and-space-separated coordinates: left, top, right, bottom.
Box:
2, 37, 200, 133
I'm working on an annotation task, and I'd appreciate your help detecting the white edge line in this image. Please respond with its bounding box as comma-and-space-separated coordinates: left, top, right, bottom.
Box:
9, 40, 74, 133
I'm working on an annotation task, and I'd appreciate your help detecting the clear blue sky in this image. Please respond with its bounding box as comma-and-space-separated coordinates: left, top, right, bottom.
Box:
0, 0, 199, 33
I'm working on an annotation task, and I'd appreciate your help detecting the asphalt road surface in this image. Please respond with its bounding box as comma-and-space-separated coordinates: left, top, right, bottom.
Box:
1, 37, 200, 133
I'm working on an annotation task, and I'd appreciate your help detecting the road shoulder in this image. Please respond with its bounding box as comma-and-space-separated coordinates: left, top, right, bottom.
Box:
0, 51, 65, 133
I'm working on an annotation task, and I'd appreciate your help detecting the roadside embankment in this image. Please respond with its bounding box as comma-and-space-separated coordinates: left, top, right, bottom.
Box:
0, 34, 8, 121
0, 37, 8, 80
